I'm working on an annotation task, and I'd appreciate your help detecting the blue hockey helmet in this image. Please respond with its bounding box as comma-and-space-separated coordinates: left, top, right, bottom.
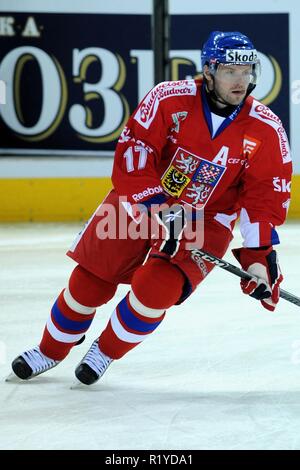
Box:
201, 31, 261, 90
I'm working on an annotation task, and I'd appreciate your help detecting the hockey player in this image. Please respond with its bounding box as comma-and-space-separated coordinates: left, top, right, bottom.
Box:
10, 31, 292, 385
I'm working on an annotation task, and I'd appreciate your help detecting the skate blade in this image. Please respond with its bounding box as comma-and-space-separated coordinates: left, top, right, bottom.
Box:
5, 372, 20, 383
70, 379, 98, 390
70, 380, 88, 390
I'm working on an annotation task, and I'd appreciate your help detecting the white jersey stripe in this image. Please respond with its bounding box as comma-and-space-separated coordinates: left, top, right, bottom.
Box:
240, 208, 260, 247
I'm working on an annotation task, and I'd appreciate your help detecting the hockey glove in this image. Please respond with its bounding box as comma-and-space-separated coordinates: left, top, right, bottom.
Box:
232, 246, 283, 311
151, 204, 186, 258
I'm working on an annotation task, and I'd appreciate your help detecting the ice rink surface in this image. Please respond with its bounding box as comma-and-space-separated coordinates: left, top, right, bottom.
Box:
0, 222, 300, 450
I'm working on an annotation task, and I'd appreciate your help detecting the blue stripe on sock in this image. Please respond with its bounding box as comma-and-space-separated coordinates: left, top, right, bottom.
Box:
271, 228, 280, 245
118, 297, 162, 333
51, 301, 93, 332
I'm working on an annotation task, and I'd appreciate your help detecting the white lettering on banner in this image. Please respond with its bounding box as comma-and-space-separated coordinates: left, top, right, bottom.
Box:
273, 177, 291, 193
0, 44, 290, 149
0, 15, 41, 37
132, 185, 163, 202
0, 46, 65, 138
69, 47, 129, 142
0, 45, 129, 142
21, 16, 40, 37
134, 80, 197, 129
0, 16, 15, 36
249, 100, 292, 164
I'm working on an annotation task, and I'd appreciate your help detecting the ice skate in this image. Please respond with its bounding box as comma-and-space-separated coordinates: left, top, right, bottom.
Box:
9, 335, 86, 381
74, 338, 113, 386
10, 346, 60, 380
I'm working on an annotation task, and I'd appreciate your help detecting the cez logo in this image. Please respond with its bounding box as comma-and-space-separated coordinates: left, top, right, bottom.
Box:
273, 177, 291, 193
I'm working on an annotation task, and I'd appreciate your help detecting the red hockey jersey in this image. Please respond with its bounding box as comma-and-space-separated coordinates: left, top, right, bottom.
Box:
112, 79, 292, 248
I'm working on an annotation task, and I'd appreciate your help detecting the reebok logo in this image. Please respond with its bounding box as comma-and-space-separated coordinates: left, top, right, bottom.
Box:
250, 100, 292, 164
164, 210, 183, 223
132, 185, 163, 202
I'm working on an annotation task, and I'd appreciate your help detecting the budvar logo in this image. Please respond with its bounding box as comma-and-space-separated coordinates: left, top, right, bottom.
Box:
250, 100, 292, 164
135, 80, 196, 129
254, 104, 282, 124
277, 126, 290, 162
139, 83, 192, 124
132, 185, 163, 202
226, 49, 258, 63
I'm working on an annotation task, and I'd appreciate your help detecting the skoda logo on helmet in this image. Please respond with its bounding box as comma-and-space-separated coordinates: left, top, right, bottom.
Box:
225, 49, 258, 63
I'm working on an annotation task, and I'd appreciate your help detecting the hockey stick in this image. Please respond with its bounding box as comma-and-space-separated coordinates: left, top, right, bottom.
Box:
192, 248, 300, 307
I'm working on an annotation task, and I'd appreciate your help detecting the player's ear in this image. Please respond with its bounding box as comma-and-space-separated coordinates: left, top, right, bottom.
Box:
203, 65, 213, 83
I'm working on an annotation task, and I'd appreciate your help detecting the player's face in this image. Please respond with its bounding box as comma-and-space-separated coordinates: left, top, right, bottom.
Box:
212, 64, 252, 106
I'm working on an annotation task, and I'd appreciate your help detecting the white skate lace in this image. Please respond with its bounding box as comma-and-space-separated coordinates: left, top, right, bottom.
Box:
21, 346, 59, 374
83, 340, 112, 377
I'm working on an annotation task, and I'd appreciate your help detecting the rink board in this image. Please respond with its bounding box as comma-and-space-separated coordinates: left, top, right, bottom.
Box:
0, 175, 298, 222
0, 177, 112, 222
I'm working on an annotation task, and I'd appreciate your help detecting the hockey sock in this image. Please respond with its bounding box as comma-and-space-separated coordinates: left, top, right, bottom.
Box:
98, 258, 185, 359
39, 265, 117, 361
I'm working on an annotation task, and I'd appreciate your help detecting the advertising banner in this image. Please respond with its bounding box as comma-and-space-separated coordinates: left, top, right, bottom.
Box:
0, 11, 152, 155
0, 9, 290, 157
